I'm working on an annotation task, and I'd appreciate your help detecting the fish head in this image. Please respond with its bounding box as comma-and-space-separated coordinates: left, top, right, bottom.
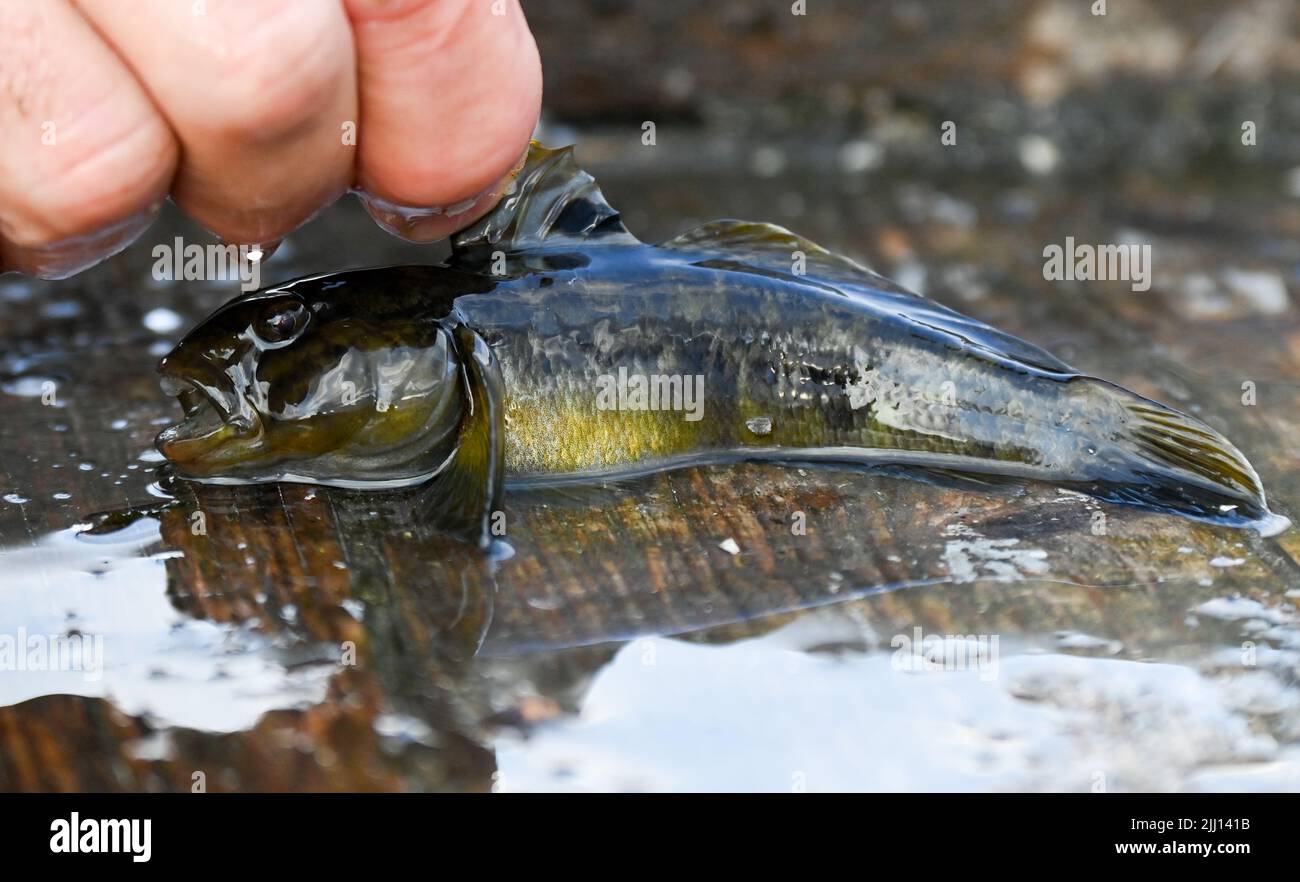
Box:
155, 280, 465, 486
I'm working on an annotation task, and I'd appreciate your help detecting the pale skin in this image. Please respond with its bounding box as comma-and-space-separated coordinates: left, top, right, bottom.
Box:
0, 0, 542, 278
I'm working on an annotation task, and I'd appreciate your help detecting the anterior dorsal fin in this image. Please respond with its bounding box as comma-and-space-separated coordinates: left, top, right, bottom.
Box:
451, 142, 638, 263
661, 219, 1073, 374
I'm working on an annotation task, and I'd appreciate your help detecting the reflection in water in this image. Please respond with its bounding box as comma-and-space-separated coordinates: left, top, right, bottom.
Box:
1, 453, 1296, 791
0, 520, 335, 731
496, 620, 1300, 792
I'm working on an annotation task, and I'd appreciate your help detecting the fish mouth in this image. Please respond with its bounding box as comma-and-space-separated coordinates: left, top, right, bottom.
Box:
155, 372, 260, 465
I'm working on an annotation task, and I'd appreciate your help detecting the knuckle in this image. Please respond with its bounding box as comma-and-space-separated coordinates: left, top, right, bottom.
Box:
7, 117, 175, 246
192, 2, 350, 140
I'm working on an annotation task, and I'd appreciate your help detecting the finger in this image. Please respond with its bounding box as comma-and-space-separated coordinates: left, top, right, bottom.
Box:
344, 0, 541, 242
0, 0, 176, 278
74, 0, 357, 248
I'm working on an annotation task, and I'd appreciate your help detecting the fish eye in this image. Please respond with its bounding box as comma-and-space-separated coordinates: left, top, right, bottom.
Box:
252, 300, 309, 346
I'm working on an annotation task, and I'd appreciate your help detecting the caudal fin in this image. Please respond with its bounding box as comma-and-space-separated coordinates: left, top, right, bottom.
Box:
1094, 389, 1287, 534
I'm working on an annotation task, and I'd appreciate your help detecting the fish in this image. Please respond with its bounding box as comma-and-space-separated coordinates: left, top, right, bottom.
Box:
155, 142, 1288, 545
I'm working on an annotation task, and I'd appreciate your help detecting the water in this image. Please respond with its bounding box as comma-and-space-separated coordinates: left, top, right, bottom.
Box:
0, 136, 1297, 792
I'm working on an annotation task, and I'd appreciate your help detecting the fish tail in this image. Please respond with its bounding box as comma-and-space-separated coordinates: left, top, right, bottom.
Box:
1088, 380, 1286, 533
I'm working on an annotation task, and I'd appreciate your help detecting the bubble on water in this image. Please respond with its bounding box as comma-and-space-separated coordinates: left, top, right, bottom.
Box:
489, 539, 516, 562
143, 307, 183, 334
373, 713, 435, 746
138, 448, 165, 463
1019, 135, 1059, 175
2, 375, 58, 398
78, 462, 94, 471
745, 416, 773, 437
750, 145, 786, 178
0, 277, 34, 302
4, 493, 29, 504
42, 300, 81, 319
110, 419, 129, 430
52, 492, 71, 501
838, 139, 883, 174
145, 482, 175, 500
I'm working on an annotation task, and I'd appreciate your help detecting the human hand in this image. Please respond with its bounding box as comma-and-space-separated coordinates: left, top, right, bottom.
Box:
0, 0, 542, 278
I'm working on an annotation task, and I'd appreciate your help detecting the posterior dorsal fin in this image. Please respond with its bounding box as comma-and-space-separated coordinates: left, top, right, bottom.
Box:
451, 142, 638, 263
660, 220, 908, 291
662, 219, 1073, 374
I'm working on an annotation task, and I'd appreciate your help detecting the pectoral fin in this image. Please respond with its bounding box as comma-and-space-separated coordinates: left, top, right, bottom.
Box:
419, 324, 505, 548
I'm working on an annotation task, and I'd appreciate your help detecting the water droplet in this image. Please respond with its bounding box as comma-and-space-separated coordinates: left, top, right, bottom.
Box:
143, 307, 183, 334
42, 300, 81, 319
4, 493, 29, 504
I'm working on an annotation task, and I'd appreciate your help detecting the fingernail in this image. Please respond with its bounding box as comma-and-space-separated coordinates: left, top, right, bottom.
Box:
356, 190, 488, 243
1, 204, 160, 280
356, 150, 528, 244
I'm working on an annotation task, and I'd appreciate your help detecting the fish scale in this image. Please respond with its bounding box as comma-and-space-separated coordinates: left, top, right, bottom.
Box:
467, 267, 1048, 474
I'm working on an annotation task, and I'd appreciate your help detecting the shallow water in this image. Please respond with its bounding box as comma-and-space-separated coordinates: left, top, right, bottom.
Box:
2, 135, 1299, 791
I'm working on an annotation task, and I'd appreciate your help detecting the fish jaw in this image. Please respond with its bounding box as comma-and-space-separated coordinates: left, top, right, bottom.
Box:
155, 371, 264, 473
